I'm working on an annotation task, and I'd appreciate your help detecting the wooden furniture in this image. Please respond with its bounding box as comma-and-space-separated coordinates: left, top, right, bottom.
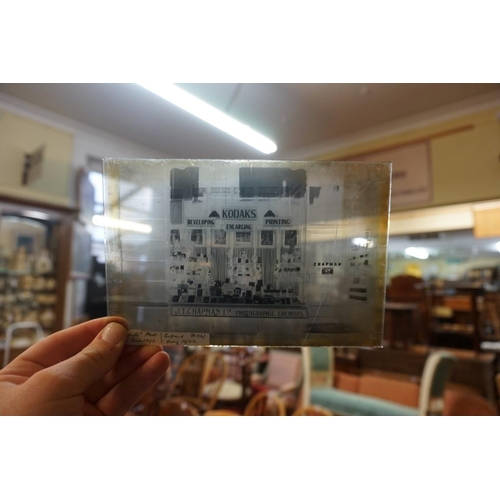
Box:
483, 291, 500, 339
167, 349, 228, 413
212, 347, 255, 410
386, 274, 424, 302
292, 405, 333, 416
250, 349, 303, 412
158, 397, 199, 416
355, 345, 499, 408
243, 391, 286, 416
384, 302, 420, 348
422, 281, 485, 352
203, 409, 240, 416
308, 351, 457, 416
0, 198, 77, 336
386, 274, 426, 345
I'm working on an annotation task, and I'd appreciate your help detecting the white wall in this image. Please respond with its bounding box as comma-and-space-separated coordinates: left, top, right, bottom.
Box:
0, 92, 169, 208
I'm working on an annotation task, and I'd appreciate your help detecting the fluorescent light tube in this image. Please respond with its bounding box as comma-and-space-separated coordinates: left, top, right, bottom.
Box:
404, 247, 429, 260
137, 83, 277, 154
92, 215, 152, 234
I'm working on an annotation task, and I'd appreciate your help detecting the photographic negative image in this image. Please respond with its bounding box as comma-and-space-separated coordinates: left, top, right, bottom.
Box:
235, 231, 252, 245
170, 229, 180, 244
260, 230, 274, 247
103, 158, 391, 348
284, 230, 298, 247
191, 229, 203, 245
213, 229, 227, 246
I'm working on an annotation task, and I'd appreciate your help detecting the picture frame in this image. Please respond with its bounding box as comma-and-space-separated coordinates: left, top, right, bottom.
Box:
170, 229, 181, 244
259, 229, 275, 248
283, 229, 299, 247
212, 229, 227, 247
234, 230, 252, 247
190, 229, 204, 246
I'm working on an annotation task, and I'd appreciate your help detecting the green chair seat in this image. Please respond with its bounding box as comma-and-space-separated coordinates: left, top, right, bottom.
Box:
311, 388, 419, 416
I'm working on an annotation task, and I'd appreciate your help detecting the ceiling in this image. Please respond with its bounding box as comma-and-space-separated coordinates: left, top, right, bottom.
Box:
1, 83, 499, 159
388, 229, 500, 258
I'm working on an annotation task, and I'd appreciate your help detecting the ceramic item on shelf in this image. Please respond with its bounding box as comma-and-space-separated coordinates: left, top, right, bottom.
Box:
12, 246, 30, 273
20, 274, 35, 291
39, 308, 56, 330
5, 293, 16, 304
44, 277, 56, 291
0, 246, 10, 270
24, 310, 39, 322
35, 249, 53, 274
37, 293, 57, 305
13, 306, 23, 323
33, 276, 45, 291
19, 291, 33, 301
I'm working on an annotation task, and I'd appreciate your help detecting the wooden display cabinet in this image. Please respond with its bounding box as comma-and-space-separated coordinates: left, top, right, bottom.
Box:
0, 197, 77, 343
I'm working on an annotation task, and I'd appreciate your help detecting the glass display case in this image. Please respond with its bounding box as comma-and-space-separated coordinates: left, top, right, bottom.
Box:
0, 199, 74, 346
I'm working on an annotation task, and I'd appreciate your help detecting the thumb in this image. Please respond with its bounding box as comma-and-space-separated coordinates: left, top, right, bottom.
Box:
49, 322, 129, 393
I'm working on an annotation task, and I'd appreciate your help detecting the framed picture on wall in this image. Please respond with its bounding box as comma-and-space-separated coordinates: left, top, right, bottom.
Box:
259, 230, 275, 248
283, 229, 298, 247
191, 229, 204, 246
234, 230, 252, 247
170, 229, 181, 244
212, 229, 227, 247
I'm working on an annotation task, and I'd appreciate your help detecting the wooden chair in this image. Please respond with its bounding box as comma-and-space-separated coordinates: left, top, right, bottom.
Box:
250, 349, 303, 412
167, 349, 228, 413
158, 397, 199, 416
292, 405, 333, 416
203, 409, 240, 416
2, 321, 44, 368
209, 347, 256, 410
243, 391, 286, 416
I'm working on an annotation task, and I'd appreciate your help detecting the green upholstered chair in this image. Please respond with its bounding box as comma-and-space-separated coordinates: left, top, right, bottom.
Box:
301, 347, 456, 416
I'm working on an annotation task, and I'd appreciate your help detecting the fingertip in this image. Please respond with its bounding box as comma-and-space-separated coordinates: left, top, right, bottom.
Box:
153, 350, 171, 371
105, 316, 130, 330
101, 322, 128, 346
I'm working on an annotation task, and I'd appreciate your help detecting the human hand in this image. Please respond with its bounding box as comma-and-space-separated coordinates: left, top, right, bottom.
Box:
0, 317, 170, 416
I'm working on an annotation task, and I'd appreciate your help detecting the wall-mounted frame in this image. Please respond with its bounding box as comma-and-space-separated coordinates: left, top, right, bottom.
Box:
283, 229, 299, 247
212, 229, 227, 247
234, 230, 252, 247
259, 229, 275, 248
170, 229, 181, 245
190, 229, 204, 246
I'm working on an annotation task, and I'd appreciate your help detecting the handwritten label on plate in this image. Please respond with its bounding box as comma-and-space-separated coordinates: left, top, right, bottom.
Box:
126, 330, 161, 345
162, 332, 210, 346
125, 330, 210, 346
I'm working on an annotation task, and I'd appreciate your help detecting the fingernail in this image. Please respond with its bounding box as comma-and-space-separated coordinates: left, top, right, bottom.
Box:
101, 322, 127, 346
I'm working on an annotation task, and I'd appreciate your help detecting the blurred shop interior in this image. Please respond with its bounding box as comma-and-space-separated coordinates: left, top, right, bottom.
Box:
1, 82, 500, 416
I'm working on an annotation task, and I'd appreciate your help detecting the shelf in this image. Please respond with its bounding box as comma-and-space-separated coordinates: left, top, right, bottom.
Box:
0, 269, 56, 276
